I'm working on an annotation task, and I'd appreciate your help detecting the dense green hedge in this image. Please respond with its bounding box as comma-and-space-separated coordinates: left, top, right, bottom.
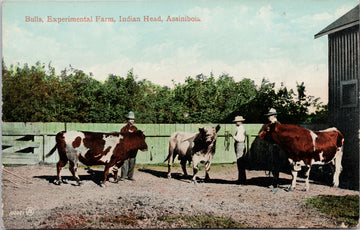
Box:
2, 61, 327, 124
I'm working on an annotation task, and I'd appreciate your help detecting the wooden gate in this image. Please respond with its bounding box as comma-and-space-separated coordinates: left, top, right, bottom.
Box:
2, 123, 65, 165
2, 135, 42, 164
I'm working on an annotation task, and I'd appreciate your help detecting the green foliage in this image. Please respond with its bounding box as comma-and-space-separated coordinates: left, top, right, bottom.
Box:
306, 195, 359, 227
2, 61, 327, 124
241, 79, 326, 124
3, 62, 58, 121
158, 215, 248, 228
306, 105, 329, 124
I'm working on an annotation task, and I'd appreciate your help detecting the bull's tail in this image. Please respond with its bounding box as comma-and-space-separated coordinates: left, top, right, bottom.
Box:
164, 154, 170, 163
164, 147, 173, 163
164, 145, 176, 163
45, 144, 57, 158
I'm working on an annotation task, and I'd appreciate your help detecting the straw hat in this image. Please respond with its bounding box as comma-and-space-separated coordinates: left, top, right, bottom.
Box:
265, 108, 277, 116
233, 116, 245, 122
126, 111, 135, 119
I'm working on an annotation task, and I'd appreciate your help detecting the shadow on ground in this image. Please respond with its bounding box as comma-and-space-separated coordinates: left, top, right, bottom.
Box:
33, 168, 116, 186
138, 168, 294, 187
34, 166, 330, 189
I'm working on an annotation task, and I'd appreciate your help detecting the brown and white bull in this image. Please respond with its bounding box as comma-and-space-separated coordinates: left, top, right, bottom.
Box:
46, 130, 147, 185
165, 125, 220, 182
259, 122, 344, 191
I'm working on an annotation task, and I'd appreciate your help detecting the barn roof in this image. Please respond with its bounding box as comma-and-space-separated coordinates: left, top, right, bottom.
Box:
315, 4, 359, 39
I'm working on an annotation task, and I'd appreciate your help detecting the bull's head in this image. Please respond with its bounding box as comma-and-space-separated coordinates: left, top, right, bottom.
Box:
258, 122, 277, 141
199, 125, 221, 144
131, 130, 148, 152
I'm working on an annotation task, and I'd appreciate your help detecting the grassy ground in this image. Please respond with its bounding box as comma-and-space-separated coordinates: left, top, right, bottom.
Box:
157, 215, 249, 228
306, 195, 359, 227
95, 214, 249, 228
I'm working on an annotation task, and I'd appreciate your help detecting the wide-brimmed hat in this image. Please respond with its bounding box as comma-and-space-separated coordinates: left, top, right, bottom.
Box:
233, 116, 245, 122
265, 108, 277, 116
126, 111, 135, 119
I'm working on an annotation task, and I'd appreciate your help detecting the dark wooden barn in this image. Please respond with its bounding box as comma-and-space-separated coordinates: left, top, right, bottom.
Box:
315, 4, 359, 189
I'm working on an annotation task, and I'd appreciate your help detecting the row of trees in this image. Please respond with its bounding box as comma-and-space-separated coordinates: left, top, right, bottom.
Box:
2, 61, 328, 124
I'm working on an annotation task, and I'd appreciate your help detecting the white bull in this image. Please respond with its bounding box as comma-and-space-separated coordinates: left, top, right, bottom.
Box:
165, 125, 220, 182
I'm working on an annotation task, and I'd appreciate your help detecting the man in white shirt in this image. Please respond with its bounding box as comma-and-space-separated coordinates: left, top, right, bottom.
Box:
230, 115, 247, 184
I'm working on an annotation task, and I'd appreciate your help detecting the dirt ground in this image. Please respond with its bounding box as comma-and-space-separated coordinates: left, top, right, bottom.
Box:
1, 163, 359, 229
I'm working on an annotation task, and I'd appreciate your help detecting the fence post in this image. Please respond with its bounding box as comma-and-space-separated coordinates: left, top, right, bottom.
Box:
42, 135, 46, 162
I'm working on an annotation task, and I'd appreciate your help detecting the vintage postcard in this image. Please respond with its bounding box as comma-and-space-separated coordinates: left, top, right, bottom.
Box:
2, 0, 359, 229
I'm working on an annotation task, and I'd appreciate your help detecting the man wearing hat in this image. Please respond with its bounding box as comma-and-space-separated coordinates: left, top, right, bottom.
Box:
265, 108, 278, 123
120, 111, 138, 181
230, 115, 247, 184
264, 108, 281, 187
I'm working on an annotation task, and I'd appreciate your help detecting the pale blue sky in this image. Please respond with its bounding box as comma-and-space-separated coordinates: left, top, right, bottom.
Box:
2, 0, 358, 103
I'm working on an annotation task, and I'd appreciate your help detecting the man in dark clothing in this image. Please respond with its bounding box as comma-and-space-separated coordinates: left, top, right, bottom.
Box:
264, 108, 281, 187
120, 111, 138, 181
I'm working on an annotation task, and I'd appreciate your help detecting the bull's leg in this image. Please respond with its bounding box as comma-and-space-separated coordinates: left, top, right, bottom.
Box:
101, 164, 112, 185
55, 160, 67, 185
167, 162, 172, 179
69, 161, 81, 185
333, 147, 343, 187
271, 168, 279, 187
115, 161, 125, 182
304, 165, 312, 191
204, 161, 211, 181
112, 165, 119, 183
289, 169, 298, 191
191, 156, 200, 182
180, 159, 188, 178
192, 167, 198, 182
167, 148, 175, 179
287, 159, 301, 191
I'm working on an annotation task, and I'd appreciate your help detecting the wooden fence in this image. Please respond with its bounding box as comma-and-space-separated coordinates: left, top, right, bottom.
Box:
1, 122, 263, 165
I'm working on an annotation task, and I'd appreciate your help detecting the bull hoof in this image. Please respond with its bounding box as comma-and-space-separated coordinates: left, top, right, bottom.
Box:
269, 185, 279, 194
54, 179, 61, 185
285, 187, 294, 192
167, 174, 171, 179
100, 181, 106, 187
109, 177, 119, 183
331, 182, 339, 188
